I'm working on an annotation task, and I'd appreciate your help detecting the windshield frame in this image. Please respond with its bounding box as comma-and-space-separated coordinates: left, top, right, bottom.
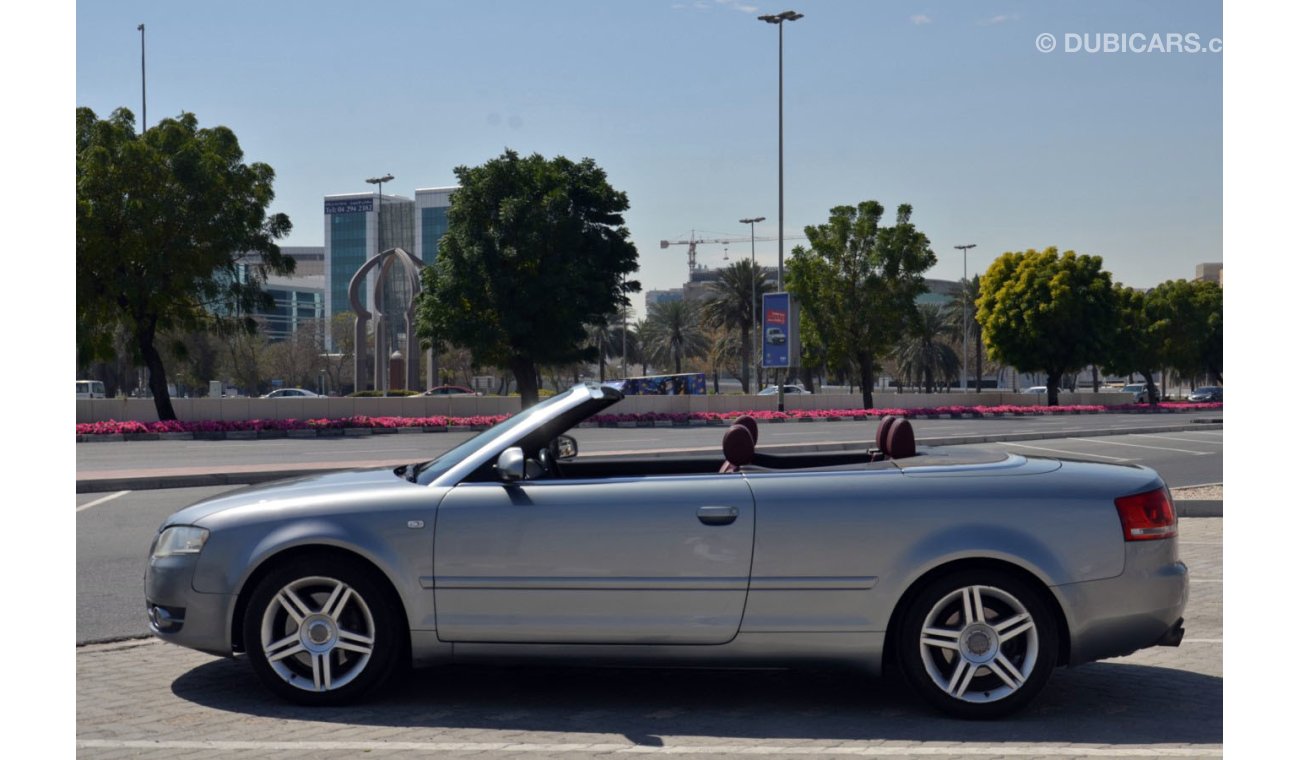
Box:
415, 384, 622, 486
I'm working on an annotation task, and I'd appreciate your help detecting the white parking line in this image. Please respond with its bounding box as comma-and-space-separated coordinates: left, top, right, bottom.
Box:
75, 740, 1222, 757
1130, 434, 1224, 446
997, 442, 1131, 462
76, 491, 130, 512
1068, 438, 1211, 455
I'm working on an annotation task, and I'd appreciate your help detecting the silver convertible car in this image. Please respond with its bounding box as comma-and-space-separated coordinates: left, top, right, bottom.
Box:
145, 384, 1187, 719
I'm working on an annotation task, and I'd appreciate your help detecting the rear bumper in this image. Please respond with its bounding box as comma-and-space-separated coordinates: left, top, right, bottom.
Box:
1055, 542, 1189, 665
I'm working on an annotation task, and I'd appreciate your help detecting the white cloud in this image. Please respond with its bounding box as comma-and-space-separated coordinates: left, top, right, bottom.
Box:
911, 14, 933, 26
979, 13, 1020, 26
716, 0, 760, 12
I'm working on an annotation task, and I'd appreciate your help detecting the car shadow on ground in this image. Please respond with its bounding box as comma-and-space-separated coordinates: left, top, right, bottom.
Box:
172, 659, 1221, 746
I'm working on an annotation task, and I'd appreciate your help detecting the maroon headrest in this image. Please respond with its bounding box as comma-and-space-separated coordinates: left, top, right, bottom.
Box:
721, 424, 755, 471
734, 415, 759, 445
886, 418, 916, 459
875, 416, 897, 452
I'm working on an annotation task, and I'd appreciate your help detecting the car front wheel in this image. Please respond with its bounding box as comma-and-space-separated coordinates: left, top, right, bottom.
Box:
243, 557, 401, 705
898, 570, 1059, 719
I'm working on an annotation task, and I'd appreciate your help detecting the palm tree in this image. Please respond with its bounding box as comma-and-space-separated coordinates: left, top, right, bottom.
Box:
641, 299, 708, 374
943, 275, 984, 392
701, 260, 773, 393
895, 304, 960, 393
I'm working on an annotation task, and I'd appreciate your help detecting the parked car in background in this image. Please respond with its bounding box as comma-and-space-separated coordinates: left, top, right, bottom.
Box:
1024, 386, 1057, 395
145, 384, 1188, 718
757, 384, 806, 396
1188, 386, 1222, 402
1120, 384, 1152, 403
76, 380, 106, 399
423, 385, 477, 396
261, 388, 321, 399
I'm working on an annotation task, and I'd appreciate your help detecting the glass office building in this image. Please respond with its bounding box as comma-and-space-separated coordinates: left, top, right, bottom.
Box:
415, 186, 455, 263
323, 186, 455, 351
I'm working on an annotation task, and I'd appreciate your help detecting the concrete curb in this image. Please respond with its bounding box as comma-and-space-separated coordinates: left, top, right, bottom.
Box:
76, 421, 1222, 495
1176, 500, 1222, 518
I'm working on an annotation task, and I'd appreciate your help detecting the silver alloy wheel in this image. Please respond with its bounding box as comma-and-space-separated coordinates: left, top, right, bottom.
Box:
917, 584, 1039, 704
259, 575, 376, 693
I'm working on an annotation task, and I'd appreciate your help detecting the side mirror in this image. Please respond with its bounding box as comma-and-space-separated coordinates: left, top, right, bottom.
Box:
497, 447, 526, 482
554, 434, 579, 460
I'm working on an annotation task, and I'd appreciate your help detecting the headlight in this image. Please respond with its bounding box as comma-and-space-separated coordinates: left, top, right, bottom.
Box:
152, 526, 209, 558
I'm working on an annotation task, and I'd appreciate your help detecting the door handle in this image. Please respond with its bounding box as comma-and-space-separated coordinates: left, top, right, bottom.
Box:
697, 505, 739, 526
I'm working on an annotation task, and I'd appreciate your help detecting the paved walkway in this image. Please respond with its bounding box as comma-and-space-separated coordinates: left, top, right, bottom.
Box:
76, 520, 1223, 759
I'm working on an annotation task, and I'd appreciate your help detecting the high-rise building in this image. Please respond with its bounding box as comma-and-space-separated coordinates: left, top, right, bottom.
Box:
416, 186, 456, 263
1194, 262, 1223, 286
323, 192, 416, 323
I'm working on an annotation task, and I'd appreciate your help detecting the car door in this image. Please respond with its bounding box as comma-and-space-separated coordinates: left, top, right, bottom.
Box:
433, 474, 755, 645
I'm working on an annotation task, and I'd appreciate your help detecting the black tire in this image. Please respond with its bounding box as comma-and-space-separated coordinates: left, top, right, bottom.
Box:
897, 569, 1059, 719
242, 556, 402, 706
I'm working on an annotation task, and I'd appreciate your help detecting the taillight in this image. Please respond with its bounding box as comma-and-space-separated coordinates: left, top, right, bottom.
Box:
1115, 488, 1178, 541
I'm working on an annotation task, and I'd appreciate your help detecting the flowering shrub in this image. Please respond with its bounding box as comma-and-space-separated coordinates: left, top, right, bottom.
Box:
75, 401, 1221, 437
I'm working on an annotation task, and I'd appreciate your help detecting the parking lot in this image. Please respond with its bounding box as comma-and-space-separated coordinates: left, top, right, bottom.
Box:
76, 516, 1222, 758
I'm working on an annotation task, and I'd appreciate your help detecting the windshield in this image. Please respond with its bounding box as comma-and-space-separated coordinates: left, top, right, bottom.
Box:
413, 387, 586, 483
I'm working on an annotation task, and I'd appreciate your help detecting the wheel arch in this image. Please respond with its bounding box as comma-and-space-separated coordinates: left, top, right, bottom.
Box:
230, 544, 412, 655
882, 557, 1071, 671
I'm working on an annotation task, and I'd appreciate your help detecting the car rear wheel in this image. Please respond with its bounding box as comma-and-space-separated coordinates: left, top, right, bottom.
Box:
243, 557, 401, 705
898, 570, 1058, 719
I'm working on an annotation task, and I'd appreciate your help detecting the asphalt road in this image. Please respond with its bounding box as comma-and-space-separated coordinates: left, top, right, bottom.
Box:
75, 411, 1222, 483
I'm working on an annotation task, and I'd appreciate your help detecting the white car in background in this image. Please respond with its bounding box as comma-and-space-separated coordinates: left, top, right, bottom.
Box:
261, 388, 321, 399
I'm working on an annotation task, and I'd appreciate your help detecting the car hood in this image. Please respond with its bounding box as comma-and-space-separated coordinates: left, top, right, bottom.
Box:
163, 467, 415, 528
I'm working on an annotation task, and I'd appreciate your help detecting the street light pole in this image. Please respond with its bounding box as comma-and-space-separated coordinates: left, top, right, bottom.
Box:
365, 173, 394, 392
954, 243, 977, 393
758, 9, 802, 412
137, 24, 146, 131
740, 216, 766, 394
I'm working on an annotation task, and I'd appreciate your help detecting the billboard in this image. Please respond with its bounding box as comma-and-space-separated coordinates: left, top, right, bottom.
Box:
762, 292, 799, 369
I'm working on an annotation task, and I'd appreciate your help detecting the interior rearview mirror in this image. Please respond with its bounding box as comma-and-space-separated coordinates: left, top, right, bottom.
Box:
555, 434, 578, 460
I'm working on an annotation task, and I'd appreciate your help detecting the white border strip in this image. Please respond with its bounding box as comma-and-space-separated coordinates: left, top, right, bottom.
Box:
76, 490, 129, 512
75, 740, 1222, 757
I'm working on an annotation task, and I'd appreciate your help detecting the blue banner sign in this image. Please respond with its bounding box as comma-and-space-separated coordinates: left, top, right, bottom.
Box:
324, 198, 375, 215
762, 292, 798, 369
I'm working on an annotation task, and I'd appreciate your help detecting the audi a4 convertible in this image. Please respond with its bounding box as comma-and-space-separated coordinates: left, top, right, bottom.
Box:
145, 383, 1187, 718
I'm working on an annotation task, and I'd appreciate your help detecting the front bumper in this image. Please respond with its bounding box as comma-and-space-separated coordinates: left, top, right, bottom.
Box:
144, 553, 238, 657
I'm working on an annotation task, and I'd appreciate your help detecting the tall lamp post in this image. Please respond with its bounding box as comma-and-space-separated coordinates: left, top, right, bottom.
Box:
365, 174, 394, 392
137, 24, 147, 131
758, 9, 802, 411
740, 216, 766, 393
954, 243, 977, 392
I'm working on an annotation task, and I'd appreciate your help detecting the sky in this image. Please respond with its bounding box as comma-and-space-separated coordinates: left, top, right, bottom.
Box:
74, 0, 1223, 316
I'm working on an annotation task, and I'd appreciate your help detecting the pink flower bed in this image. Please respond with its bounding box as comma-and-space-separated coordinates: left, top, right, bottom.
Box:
75, 402, 1221, 437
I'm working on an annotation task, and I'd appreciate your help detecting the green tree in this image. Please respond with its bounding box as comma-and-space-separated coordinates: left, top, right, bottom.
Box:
641, 299, 708, 374
895, 303, 960, 393
1101, 286, 1162, 407
787, 201, 937, 409
977, 247, 1117, 406
701, 260, 773, 393
415, 149, 639, 407
77, 107, 293, 420
1146, 279, 1223, 387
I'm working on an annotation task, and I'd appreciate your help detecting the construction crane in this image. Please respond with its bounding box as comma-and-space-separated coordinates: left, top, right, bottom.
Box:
660, 230, 805, 279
